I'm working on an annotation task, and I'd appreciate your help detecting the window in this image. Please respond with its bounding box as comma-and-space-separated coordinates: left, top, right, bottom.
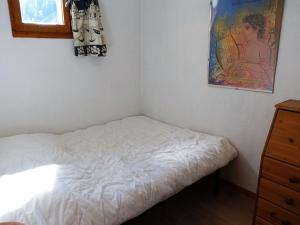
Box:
8, 0, 72, 38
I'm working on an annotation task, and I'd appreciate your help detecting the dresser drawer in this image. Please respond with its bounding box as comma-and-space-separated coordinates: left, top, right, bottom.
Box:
274, 110, 300, 130
262, 157, 300, 192
266, 110, 300, 167
257, 198, 300, 225
259, 178, 300, 215
255, 217, 273, 225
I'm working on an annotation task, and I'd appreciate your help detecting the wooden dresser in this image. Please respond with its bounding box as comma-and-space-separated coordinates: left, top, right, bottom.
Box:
253, 100, 300, 225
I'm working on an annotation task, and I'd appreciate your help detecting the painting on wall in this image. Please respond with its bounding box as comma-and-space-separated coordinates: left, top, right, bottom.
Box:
208, 0, 284, 92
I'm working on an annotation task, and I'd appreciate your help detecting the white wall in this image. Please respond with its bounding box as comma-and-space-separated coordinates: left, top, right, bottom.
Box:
0, 0, 141, 137
141, 0, 300, 192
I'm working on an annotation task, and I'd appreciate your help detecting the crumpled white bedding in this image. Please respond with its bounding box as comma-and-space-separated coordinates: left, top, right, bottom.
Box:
0, 116, 237, 225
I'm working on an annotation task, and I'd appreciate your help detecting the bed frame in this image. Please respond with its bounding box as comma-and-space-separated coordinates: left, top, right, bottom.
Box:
213, 169, 221, 195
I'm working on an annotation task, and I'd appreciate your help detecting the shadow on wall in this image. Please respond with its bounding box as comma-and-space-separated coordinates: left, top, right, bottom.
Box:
221, 153, 258, 192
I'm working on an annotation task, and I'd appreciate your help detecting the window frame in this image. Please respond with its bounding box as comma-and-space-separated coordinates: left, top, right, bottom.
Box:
7, 0, 73, 39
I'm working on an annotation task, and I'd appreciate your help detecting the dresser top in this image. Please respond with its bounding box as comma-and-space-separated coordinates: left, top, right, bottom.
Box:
276, 99, 300, 112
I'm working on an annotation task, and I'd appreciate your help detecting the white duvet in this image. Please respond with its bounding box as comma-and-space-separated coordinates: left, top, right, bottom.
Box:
0, 116, 237, 225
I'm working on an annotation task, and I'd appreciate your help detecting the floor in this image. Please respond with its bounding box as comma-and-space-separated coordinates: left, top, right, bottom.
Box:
123, 178, 255, 225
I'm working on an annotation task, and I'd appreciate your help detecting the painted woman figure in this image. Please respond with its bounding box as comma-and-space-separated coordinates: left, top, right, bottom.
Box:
217, 14, 274, 90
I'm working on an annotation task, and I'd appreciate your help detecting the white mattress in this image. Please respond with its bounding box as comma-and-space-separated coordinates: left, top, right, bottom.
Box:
0, 116, 237, 225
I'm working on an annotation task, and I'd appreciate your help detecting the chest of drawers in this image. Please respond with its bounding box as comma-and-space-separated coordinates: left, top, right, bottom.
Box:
253, 100, 300, 225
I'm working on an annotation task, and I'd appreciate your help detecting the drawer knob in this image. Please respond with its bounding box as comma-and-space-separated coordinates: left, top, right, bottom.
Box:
285, 198, 294, 205
281, 220, 291, 225
288, 138, 294, 143
289, 177, 299, 184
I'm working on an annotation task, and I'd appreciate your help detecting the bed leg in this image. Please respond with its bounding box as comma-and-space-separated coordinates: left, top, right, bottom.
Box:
213, 169, 220, 195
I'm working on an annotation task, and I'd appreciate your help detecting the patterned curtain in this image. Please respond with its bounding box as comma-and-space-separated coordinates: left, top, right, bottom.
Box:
67, 0, 107, 57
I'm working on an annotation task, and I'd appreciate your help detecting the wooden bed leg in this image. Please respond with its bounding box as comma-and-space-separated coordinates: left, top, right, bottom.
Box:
213, 169, 220, 195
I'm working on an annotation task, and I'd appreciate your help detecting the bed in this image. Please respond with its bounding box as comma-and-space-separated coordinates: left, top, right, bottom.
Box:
0, 116, 237, 225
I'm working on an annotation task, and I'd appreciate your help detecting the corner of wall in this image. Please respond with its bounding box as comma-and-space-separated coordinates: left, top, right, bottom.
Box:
139, 0, 145, 116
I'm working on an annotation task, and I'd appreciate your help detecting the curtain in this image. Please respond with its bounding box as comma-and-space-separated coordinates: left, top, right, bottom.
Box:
67, 0, 107, 57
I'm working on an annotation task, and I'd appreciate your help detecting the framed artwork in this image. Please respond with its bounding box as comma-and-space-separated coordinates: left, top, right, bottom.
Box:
208, 0, 284, 92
